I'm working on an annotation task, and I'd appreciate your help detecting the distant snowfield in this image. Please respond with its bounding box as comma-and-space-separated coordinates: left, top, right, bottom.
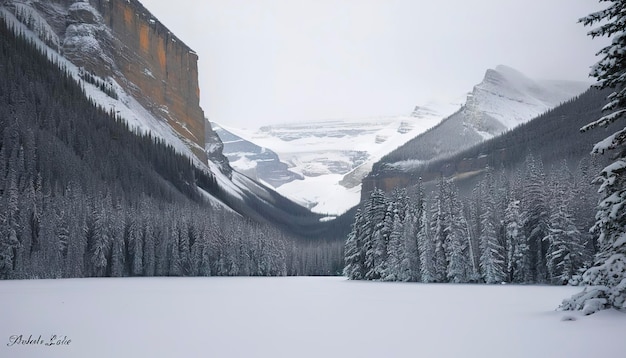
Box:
1, 277, 624, 358
223, 107, 459, 215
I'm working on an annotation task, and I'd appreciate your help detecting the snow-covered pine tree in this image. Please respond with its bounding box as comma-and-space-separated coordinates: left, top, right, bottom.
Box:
383, 213, 409, 281
108, 201, 125, 277
141, 207, 156, 277
198, 227, 212, 277
545, 173, 585, 285
406, 178, 425, 281
504, 199, 530, 283
431, 177, 450, 282
343, 208, 365, 279
363, 189, 388, 280
85, 198, 109, 277
562, 0, 626, 313
479, 168, 507, 284
446, 183, 471, 283
124, 215, 143, 276
418, 200, 436, 282
465, 187, 483, 282
522, 153, 550, 282
545, 206, 585, 285
402, 210, 419, 281
382, 188, 412, 281
0, 150, 21, 279
569, 158, 601, 268
402, 207, 420, 281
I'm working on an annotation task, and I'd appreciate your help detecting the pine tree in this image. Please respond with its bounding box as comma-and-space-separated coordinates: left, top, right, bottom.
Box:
479, 169, 507, 283
418, 202, 436, 282
344, 208, 365, 279
0, 155, 21, 279
403, 207, 421, 282
406, 179, 425, 281
383, 213, 410, 281
363, 189, 388, 280
522, 154, 550, 282
504, 199, 530, 283
545, 205, 585, 285
431, 178, 450, 282
446, 185, 471, 283
85, 199, 109, 277
562, 0, 626, 313
544, 168, 586, 284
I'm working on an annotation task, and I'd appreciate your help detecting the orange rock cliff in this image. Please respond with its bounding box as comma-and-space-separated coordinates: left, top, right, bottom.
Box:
10, 0, 228, 168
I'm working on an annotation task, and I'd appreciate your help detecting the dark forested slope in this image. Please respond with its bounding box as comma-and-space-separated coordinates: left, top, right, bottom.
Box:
0, 19, 342, 278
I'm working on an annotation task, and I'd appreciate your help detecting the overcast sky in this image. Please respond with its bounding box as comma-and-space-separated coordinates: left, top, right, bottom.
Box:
140, 0, 607, 128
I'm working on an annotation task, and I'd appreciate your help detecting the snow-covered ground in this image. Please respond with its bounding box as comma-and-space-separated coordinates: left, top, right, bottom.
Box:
1, 277, 624, 358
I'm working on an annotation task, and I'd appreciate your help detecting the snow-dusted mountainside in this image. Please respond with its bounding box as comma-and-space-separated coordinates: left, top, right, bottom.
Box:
221, 101, 461, 215
465, 65, 590, 138
375, 65, 590, 171
0, 0, 225, 168
222, 65, 588, 215
0, 1, 329, 235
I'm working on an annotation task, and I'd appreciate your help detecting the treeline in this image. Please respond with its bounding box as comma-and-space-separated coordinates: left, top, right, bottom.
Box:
345, 154, 600, 284
0, 15, 342, 279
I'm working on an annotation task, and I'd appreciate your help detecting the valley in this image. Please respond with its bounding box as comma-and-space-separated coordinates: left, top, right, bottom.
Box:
0, 1, 625, 344
219, 66, 588, 214
218, 108, 457, 214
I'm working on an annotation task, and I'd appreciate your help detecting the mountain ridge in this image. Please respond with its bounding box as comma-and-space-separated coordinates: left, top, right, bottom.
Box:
367, 65, 589, 187
362, 87, 614, 197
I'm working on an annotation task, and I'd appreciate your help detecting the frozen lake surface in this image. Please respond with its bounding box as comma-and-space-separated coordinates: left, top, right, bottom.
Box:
1, 276, 624, 358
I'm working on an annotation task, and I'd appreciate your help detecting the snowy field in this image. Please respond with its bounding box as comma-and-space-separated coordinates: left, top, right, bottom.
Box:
1, 277, 624, 358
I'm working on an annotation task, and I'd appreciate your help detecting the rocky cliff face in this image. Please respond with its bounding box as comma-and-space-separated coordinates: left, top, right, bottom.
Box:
3, 0, 228, 171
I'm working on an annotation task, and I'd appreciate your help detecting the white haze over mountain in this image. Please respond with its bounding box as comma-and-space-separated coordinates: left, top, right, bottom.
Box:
222, 66, 589, 215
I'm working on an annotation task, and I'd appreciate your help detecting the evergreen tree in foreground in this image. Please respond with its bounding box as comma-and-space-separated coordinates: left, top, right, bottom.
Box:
562, 0, 626, 314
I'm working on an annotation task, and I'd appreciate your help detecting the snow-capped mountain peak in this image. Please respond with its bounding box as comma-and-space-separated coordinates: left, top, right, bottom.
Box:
221, 65, 589, 215
465, 64, 589, 137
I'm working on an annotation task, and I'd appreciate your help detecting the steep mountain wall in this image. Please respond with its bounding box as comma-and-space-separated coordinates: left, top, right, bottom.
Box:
87, 0, 207, 162
5, 0, 228, 167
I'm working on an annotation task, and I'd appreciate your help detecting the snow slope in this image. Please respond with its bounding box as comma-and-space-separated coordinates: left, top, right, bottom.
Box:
465, 65, 590, 138
371, 66, 591, 174
222, 101, 460, 214
1, 277, 624, 358
0, 3, 205, 166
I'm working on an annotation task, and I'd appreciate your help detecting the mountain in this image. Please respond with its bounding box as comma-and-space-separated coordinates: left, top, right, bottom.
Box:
0, 7, 348, 280
0, 1, 339, 240
363, 87, 615, 196
1, 0, 226, 169
213, 123, 303, 187
221, 101, 460, 215
221, 65, 587, 215
372, 66, 589, 169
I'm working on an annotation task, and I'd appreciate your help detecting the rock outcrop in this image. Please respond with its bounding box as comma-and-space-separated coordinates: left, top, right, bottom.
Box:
4, 0, 229, 170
